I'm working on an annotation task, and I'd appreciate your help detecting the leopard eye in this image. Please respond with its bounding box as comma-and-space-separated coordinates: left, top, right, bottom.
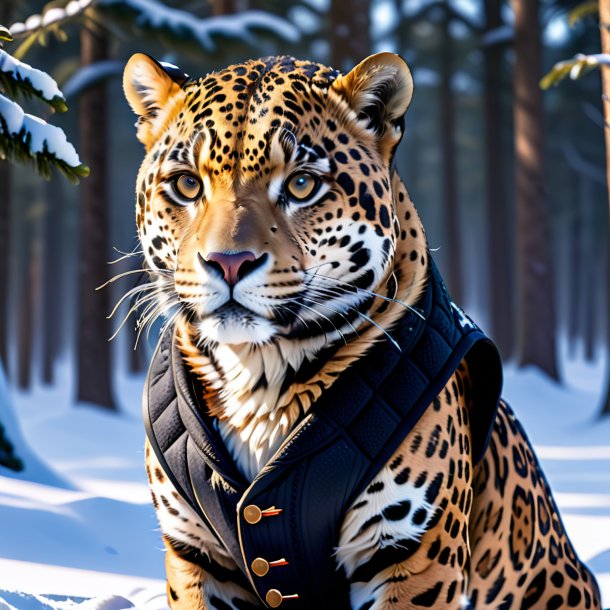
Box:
173, 174, 202, 202
284, 172, 321, 203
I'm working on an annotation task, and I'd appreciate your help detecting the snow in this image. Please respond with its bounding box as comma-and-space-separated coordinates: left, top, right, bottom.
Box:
8, 1, 298, 55
0, 94, 82, 168
0, 350, 609, 608
0, 49, 64, 106
8, 1, 94, 37
98, 0, 299, 50
0, 361, 166, 608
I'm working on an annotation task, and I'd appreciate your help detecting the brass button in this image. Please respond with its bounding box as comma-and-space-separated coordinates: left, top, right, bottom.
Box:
243, 504, 262, 524
251, 557, 269, 577
266, 589, 283, 608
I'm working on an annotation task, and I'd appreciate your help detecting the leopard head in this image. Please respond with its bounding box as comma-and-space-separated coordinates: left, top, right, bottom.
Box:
123, 53, 423, 351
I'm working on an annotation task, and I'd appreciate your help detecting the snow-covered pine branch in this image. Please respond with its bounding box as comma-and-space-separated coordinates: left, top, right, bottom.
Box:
95, 0, 300, 51
0, 24, 88, 181
541, 54, 610, 89
10, 0, 299, 51
8, 0, 94, 39
0, 48, 67, 112
0, 93, 89, 182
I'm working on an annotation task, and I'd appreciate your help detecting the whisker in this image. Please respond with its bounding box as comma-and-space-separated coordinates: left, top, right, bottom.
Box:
146, 301, 181, 342
294, 300, 348, 346
113, 245, 143, 256
304, 285, 401, 352
107, 282, 163, 319
304, 271, 425, 320
135, 303, 170, 348
348, 306, 401, 352
273, 303, 317, 334
108, 292, 160, 341
108, 253, 143, 265
303, 261, 336, 273
300, 295, 361, 339
96, 268, 150, 290
157, 307, 183, 345
107, 244, 144, 265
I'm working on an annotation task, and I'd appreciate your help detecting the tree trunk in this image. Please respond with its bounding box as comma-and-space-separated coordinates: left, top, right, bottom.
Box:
393, 0, 408, 57
41, 179, 62, 384
77, 25, 116, 410
212, 0, 243, 14
330, 0, 370, 71
567, 184, 582, 357
483, 0, 513, 359
513, 0, 559, 380
440, 3, 462, 304
16, 222, 37, 391
599, 0, 610, 415
581, 180, 596, 362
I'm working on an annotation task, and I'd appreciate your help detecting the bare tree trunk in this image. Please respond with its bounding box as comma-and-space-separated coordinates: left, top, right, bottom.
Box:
439, 3, 462, 304
483, 0, 513, 359
513, 0, 559, 380
567, 186, 582, 357
393, 0, 408, 57
77, 25, 116, 410
581, 180, 596, 362
330, 0, 370, 71
212, 0, 239, 14
16, 223, 37, 390
41, 180, 62, 384
597, 1, 610, 414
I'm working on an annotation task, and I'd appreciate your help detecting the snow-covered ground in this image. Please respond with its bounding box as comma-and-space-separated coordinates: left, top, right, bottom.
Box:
1, 348, 609, 609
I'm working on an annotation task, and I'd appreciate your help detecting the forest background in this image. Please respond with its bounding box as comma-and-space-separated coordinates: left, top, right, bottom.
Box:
0, 0, 609, 605
1, 0, 609, 415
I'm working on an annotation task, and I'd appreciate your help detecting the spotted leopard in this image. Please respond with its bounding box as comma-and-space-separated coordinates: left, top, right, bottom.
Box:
123, 52, 601, 609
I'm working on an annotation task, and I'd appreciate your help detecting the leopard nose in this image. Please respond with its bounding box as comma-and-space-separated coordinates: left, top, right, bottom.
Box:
202, 251, 268, 287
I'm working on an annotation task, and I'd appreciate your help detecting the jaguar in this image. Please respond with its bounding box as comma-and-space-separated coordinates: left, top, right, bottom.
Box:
122, 51, 601, 610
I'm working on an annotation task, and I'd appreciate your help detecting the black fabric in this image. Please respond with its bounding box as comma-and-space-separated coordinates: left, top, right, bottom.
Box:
143, 259, 503, 609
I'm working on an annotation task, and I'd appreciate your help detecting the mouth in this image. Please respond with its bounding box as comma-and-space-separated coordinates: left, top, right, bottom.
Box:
196, 299, 279, 345
216, 299, 252, 316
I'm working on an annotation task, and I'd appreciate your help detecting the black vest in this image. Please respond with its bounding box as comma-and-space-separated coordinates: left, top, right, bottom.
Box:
143, 260, 502, 609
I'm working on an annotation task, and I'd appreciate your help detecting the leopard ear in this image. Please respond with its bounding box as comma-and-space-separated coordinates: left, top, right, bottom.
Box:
123, 53, 189, 148
331, 53, 413, 157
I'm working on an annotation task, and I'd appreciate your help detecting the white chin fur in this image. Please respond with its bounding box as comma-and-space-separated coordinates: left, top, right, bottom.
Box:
197, 315, 276, 345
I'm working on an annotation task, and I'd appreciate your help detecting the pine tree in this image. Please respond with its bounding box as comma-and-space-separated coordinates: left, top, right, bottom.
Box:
0, 26, 89, 181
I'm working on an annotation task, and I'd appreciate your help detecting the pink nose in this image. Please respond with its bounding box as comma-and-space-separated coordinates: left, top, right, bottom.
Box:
205, 251, 256, 287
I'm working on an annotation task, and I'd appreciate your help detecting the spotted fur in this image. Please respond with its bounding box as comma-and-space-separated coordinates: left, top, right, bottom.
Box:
124, 53, 601, 609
